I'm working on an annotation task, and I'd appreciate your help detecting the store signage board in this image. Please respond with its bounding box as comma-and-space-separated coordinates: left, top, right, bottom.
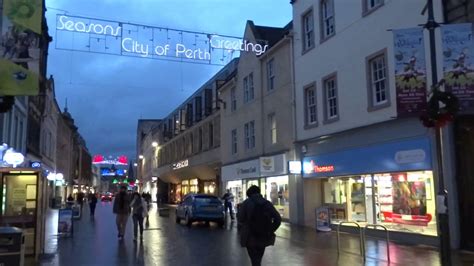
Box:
288, 161, 301, 174
172, 159, 189, 170
55, 15, 269, 66
260, 156, 275, 172
31, 161, 41, 168
395, 149, 426, 164
302, 137, 432, 178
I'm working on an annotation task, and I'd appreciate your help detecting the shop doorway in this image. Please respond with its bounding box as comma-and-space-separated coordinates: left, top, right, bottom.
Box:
455, 117, 474, 250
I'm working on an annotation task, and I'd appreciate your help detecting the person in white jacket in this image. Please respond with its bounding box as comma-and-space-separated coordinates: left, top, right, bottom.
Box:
130, 192, 148, 242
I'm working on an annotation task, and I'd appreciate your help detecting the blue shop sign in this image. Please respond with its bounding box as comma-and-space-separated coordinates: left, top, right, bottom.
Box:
303, 137, 432, 178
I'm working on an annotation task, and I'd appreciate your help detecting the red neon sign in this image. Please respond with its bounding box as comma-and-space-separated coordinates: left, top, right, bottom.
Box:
314, 165, 334, 173
309, 160, 334, 173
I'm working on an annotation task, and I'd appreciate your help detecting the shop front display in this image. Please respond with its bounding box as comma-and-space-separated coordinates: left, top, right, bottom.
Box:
0, 169, 46, 258
203, 181, 216, 195
265, 176, 289, 219
321, 171, 436, 236
222, 155, 291, 219
304, 136, 436, 236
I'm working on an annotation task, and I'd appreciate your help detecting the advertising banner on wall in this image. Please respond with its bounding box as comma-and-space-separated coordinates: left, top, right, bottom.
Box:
441, 23, 474, 113
0, 0, 42, 95
393, 28, 427, 117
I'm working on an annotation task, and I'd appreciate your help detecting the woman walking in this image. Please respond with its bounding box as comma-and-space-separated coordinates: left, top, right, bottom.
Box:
113, 186, 131, 240
130, 192, 148, 242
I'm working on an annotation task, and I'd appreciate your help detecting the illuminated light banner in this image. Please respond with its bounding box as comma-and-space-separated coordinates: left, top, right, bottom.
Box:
93, 155, 128, 165
55, 14, 269, 66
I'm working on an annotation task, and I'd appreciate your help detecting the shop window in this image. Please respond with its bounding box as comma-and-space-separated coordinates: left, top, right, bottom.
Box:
226, 180, 244, 209
265, 176, 290, 219
189, 179, 199, 194
0, 174, 38, 255
322, 171, 437, 236
203, 181, 216, 195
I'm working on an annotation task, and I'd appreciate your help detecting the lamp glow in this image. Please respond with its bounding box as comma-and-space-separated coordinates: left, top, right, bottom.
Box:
152, 142, 158, 147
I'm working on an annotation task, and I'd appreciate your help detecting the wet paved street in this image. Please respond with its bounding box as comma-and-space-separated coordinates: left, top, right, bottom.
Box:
33, 203, 474, 266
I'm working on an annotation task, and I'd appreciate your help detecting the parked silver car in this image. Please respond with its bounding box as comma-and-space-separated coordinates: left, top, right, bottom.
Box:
175, 194, 225, 227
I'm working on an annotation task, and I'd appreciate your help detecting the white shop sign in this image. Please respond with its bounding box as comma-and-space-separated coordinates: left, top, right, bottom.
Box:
222, 159, 260, 182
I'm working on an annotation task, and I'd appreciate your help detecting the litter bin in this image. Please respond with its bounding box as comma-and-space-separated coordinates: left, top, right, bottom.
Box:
0, 227, 24, 266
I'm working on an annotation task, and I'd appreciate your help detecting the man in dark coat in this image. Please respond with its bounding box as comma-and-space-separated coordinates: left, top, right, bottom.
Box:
237, 185, 281, 266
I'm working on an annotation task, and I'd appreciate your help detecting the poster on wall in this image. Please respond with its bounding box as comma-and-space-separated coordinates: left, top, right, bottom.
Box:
441, 23, 474, 113
0, 0, 42, 95
315, 207, 331, 232
393, 28, 427, 117
392, 175, 427, 216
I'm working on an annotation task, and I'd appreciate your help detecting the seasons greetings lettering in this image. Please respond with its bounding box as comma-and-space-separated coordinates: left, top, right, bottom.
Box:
57, 15, 268, 61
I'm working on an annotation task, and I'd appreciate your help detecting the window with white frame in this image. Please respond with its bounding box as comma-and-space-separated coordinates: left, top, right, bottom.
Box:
267, 58, 275, 91
231, 87, 237, 111
302, 10, 314, 51
370, 54, 388, 105
243, 73, 254, 103
269, 113, 277, 144
231, 129, 237, 154
244, 121, 255, 150
324, 76, 338, 120
320, 0, 335, 40
305, 85, 317, 125
365, 0, 384, 12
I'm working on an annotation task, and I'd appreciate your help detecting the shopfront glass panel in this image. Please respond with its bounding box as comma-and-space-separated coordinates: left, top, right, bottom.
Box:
226, 180, 244, 206
175, 184, 182, 203
189, 179, 199, 194
322, 171, 437, 236
181, 180, 189, 196
323, 177, 366, 222
266, 176, 289, 219
0, 175, 37, 255
203, 181, 216, 195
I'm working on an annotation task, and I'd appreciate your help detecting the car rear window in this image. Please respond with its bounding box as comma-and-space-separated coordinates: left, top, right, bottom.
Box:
194, 196, 220, 204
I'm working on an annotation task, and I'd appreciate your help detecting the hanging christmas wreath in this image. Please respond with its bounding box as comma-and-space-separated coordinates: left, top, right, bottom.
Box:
419, 80, 459, 128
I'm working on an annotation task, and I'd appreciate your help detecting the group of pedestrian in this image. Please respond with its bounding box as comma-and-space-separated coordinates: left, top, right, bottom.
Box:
113, 185, 148, 242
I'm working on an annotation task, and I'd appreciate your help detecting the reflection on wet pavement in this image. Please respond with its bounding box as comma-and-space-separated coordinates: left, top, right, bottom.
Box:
31, 203, 474, 266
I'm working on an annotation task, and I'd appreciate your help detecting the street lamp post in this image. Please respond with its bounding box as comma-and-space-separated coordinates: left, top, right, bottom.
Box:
423, 1, 451, 264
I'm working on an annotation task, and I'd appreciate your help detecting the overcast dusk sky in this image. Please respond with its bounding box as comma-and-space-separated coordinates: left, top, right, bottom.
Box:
45, 0, 292, 158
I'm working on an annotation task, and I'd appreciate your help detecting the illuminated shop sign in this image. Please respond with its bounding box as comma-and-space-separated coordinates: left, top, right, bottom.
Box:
288, 161, 302, 174
304, 160, 334, 174
172, 160, 189, 170
55, 15, 269, 65
31, 161, 42, 168
314, 165, 334, 173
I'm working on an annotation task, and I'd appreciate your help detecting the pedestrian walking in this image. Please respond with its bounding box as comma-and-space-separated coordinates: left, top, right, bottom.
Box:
222, 189, 235, 220
237, 185, 281, 266
130, 192, 148, 242
77, 192, 85, 212
89, 193, 98, 217
113, 185, 131, 240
